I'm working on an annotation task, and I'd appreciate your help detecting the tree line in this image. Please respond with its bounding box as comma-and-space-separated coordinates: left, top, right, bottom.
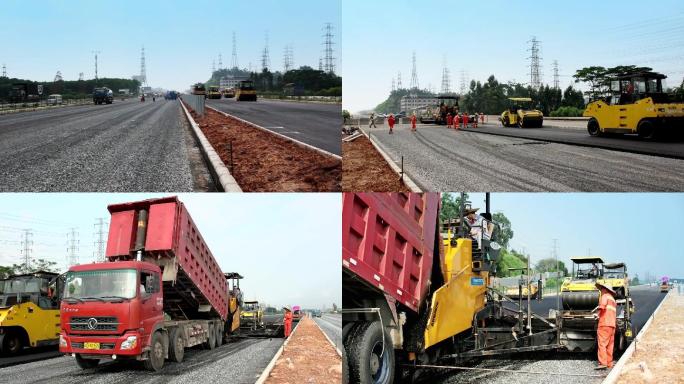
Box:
205, 66, 341, 96
0, 77, 141, 101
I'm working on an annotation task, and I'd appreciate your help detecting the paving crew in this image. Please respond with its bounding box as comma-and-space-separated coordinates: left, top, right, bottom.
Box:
369, 112, 377, 128
283, 306, 293, 338
446, 112, 453, 128
388, 114, 395, 134
593, 282, 617, 370
480, 112, 485, 125
454, 113, 460, 130
462, 112, 469, 128
410, 112, 417, 132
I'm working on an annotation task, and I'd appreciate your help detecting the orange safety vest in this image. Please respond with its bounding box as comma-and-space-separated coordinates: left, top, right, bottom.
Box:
598, 292, 617, 328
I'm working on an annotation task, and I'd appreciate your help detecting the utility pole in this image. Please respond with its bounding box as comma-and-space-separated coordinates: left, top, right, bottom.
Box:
552, 60, 560, 89
92, 50, 101, 83
527, 37, 542, 88
93, 218, 107, 261
231, 32, 239, 69
20, 229, 33, 271
67, 228, 79, 268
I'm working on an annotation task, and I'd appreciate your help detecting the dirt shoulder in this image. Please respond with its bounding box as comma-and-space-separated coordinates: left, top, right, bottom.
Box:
615, 291, 684, 383
342, 133, 410, 192
189, 106, 341, 192
265, 316, 342, 384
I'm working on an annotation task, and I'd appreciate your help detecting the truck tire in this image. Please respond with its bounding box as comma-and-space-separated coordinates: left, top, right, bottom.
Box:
638, 120, 656, 139
587, 119, 601, 137
347, 321, 395, 384
0, 331, 23, 355
216, 324, 224, 347
144, 332, 166, 372
205, 323, 216, 350
168, 327, 184, 363
342, 345, 350, 384
75, 354, 100, 369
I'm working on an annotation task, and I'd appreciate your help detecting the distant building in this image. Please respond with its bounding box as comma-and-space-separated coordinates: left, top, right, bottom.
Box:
219, 75, 249, 90
400, 95, 438, 112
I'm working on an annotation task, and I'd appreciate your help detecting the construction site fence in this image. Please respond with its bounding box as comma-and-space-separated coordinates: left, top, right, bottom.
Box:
181, 94, 205, 116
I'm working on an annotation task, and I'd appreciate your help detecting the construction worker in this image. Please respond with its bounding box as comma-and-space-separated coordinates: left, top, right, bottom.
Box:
454, 113, 460, 130
369, 112, 377, 128
462, 112, 469, 129
593, 282, 617, 370
388, 114, 395, 134
480, 112, 485, 125
446, 112, 453, 128
410, 112, 417, 132
283, 306, 293, 338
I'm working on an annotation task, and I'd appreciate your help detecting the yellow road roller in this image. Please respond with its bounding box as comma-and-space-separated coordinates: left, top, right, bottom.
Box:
501, 97, 544, 128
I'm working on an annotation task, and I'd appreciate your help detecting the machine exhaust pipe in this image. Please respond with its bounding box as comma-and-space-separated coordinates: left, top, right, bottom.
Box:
134, 209, 148, 259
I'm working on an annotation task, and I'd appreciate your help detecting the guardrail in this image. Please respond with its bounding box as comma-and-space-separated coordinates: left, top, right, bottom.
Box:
0, 97, 95, 115
180, 94, 205, 116
258, 94, 341, 103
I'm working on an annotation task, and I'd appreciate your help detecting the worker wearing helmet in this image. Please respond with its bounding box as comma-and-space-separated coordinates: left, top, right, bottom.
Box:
388, 114, 395, 134
593, 282, 617, 369
446, 112, 453, 128
283, 306, 293, 338
410, 112, 417, 132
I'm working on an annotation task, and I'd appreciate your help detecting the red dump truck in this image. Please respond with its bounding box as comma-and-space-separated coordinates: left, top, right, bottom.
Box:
60, 196, 229, 371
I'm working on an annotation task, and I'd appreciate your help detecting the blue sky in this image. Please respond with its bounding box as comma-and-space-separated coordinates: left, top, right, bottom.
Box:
462, 193, 684, 282
1, 0, 341, 91
0, 193, 341, 309
342, 0, 684, 112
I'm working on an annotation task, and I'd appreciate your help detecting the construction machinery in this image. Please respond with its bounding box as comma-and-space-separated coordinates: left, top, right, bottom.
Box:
240, 301, 263, 331
60, 197, 232, 371
602, 263, 629, 299
93, 87, 114, 105
660, 277, 670, 293
505, 278, 540, 300
224, 272, 243, 339
191, 83, 206, 98
583, 70, 684, 139
500, 97, 544, 128
0, 271, 64, 355
235, 80, 257, 101
222, 87, 235, 99
420, 95, 459, 125
206, 85, 222, 99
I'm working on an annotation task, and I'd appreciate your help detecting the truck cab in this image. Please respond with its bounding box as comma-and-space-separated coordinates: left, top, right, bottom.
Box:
60, 261, 162, 368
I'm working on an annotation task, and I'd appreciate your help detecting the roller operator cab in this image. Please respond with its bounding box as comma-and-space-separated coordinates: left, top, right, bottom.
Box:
240, 301, 263, 331
501, 97, 544, 128
206, 86, 222, 99
0, 271, 63, 355
191, 83, 207, 98
583, 71, 684, 139
236, 80, 257, 101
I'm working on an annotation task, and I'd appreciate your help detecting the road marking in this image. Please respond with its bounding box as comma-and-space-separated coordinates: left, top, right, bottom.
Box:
264, 126, 285, 129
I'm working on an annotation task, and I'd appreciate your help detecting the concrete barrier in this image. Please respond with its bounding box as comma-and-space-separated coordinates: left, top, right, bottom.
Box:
359, 127, 422, 192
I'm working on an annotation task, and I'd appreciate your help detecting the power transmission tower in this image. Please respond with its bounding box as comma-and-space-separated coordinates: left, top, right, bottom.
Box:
231, 32, 239, 69
140, 46, 147, 86
1, 63, 6, 78
397, 72, 402, 90
212, 59, 216, 73
218, 53, 223, 70
409, 51, 419, 91
527, 37, 542, 88
93, 218, 107, 261
54, 71, 63, 82
78, 72, 84, 81
261, 33, 271, 72
322, 23, 335, 74
391, 77, 395, 92
552, 238, 559, 310
552, 60, 560, 89
20, 229, 33, 270
283, 45, 294, 72
92, 50, 101, 82
67, 228, 79, 268
440, 58, 451, 94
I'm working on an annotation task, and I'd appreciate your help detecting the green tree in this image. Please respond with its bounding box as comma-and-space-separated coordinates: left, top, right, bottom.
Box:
0, 265, 15, 279
492, 212, 513, 249
11, 259, 59, 274
439, 193, 469, 222
342, 109, 351, 124
535, 258, 568, 276
630, 274, 640, 286
496, 249, 527, 277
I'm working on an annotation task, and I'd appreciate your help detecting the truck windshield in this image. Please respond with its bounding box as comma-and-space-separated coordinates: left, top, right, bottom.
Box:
64, 269, 137, 299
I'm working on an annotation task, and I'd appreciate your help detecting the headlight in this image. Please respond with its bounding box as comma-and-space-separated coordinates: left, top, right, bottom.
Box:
59, 334, 67, 347
120, 335, 137, 350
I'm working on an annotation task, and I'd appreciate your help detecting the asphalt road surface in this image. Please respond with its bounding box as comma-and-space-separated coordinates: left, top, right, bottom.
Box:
364, 124, 684, 191
0, 99, 211, 192
0, 338, 282, 384
0, 347, 61, 368
314, 313, 342, 352
419, 285, 667, 384
206, 98, 341, 156
462, 121, 684, 159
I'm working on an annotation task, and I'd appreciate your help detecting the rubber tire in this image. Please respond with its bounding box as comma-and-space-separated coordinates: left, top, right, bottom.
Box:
144, 332, 165, 372
0, 331, 22, 355
638, 120, 656, 139
347, 321, 395, 384
168, 328, 184, 363
75, 354, 100, 369
342, 345, 350, 384
587, 118, 602, 137
215, 323, 223, 347
205, 323, 216, 350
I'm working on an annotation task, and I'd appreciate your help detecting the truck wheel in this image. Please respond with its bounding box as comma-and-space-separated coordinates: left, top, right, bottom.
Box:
0, 331, 22, 355
215, 324, 223, 347
205, 324, 216, 350
168, 328, 184, 363
638, 120, 656, 139
144, 332, 165, 372
348, 321, 395, 384
342, 346, 350, 384
75, 354, 100, 369
587, 119, 601, 137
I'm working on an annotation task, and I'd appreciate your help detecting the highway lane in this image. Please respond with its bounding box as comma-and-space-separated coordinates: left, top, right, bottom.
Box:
0, 347, 61, 369
0, 99, 209, 192
461, 121, 684, 159
206, 98, 341, 155
362, 124, 684, 191
314, 313, 342, 352
0, 338, 282, 384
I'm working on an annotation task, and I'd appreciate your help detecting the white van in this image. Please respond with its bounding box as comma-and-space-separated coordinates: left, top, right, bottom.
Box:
47, 94, 63, 105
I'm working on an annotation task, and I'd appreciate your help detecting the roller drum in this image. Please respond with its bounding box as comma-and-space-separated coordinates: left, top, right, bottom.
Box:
561, 291, 599, 310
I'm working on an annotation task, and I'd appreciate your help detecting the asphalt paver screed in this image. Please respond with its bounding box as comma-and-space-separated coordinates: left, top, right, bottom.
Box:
189, 106, 341, 192
265, 317, 342, 384
616, 291, 684, 384
342, 134, 410, 192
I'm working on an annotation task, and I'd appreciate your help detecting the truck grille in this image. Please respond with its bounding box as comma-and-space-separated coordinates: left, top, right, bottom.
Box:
69, 317, 119, 331
71, 342, 116, 350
